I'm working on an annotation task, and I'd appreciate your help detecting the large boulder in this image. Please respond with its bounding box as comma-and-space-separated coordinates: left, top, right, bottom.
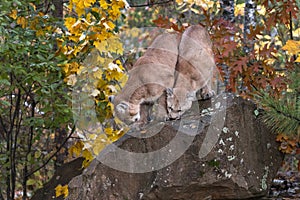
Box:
66, 94, 283, 200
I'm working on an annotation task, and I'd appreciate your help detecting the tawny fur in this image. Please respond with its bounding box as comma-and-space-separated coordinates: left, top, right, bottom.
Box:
167, 25, 215, 119
111, 31, 181, 125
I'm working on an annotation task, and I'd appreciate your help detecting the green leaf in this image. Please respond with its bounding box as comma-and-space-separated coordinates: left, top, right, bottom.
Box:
27, 179, 36, 186
0, 79, 10, 86
0, 100, 11, 107
91, 10, 100, 21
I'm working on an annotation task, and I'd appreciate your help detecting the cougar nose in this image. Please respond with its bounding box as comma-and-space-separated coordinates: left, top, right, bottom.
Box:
132, 113, 140, 122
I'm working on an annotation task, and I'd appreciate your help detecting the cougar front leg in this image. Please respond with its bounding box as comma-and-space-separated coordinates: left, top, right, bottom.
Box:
197, 84, 215, 100
150, 93, 169, 122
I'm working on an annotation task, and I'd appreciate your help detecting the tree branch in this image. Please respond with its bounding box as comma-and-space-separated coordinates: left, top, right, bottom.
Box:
269, 104, 300, 123
0, 187, 4, 200
128, 0, 174, 8
25, 125, 76, 178
0, 115, 8, 139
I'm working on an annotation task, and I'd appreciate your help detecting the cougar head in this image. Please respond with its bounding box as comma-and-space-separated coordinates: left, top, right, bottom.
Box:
109, 96, 141, 125
166, 88, 194, 119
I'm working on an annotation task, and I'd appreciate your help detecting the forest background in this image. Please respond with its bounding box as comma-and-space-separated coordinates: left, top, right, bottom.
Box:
0, 0, 299, 199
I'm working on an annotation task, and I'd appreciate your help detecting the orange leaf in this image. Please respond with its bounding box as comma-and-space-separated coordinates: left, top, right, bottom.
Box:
276, 134, 288, 142
282, 40, 300, 55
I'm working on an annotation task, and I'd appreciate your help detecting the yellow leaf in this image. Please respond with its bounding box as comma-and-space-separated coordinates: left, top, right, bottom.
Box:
62, 185, 69, 198
108, 128, 128, 142
235, 3, 245, 16
104, 21, 115, 30
295, 56, 300, 62
77, 65, 85, 74
75, 1, 85, 16
282, 40, 300, 55
36, 29, 45, 37
61, 62, 80, 76
92, 134, 110, 155
176, 0, 183, 4
104, 85, 117, 95
97, 78, 107, 89
68, 0, 74, 11
100, 0, 109, 9
69, 141, 84, 157
64, 17, 76, 31
38, 12, 44, 17
55, 184, 69, 198
9, 10, 17, 20
94, 40, 108, 53
106, 36, 124, 54
82, 149, 93, 168
293, 28, 300, 38
257, 5, 266, 16
110, 4, 121, 18
93, 69, 103, 79
55, 184, 62, 197
17, 16, 27, 28
115, 59, 122, 66
84, 0, 96, 7
118, 0, 126, 8
29, 3, 36, 11
98, 31, 111, 41
105, 127, 113, 136
69, 35, 80, 43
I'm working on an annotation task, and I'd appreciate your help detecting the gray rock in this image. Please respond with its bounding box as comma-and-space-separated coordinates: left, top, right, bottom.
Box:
66, 94, 283, 200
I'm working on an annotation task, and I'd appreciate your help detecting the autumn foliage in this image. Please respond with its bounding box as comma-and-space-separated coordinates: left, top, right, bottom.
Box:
154, 1, 298, 97
1, 0, 300, 199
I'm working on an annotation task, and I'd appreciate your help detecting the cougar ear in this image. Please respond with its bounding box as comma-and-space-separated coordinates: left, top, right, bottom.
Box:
166, 88, 174, 96
116, 102, 129, 114
108, 95, 115, 102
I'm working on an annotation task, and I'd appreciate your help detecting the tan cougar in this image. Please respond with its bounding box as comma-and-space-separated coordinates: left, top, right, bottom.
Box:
167, 25, 215, 119
110, 31, 181, 125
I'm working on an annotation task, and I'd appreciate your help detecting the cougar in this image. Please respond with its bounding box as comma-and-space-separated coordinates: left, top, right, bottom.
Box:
110, 31, 181, 125
166, 25, 215, 119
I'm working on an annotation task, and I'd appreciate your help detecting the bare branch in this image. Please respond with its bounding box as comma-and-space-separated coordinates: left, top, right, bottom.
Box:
25, 125, 76, 178
128, 0, 174, 8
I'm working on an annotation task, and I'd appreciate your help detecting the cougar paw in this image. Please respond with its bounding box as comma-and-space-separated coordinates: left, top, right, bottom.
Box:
199, 88, 215, 100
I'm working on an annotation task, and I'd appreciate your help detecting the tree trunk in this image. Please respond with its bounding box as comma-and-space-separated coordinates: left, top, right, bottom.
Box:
219, 0, 235, 22
50, 0, 68, 170
219, 0, 235, 91
243, 0, 256, 53
52, 0, 64, 19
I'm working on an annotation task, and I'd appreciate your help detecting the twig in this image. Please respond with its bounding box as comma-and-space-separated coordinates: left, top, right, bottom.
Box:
25, 125, 76, 178
129, 0, 174, 8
